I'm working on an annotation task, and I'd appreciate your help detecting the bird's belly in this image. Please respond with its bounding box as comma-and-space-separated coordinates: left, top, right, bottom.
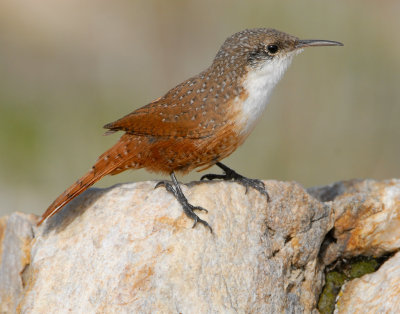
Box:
141, 126, 243, 174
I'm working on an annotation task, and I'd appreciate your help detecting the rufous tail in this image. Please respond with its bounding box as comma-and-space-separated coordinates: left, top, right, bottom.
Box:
38, 139, 132, 226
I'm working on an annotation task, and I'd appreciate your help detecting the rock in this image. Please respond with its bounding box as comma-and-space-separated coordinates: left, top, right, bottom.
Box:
0, 213, 36, 313
8, 181, 333, 313
0, 179, 399, 312
310, 179, 400, 265
336, 250, 400, 313
310, 179, 400, 313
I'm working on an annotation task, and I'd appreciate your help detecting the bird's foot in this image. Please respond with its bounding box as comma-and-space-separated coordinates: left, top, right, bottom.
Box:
201, 162, 270, 201
155, 180, 212, 233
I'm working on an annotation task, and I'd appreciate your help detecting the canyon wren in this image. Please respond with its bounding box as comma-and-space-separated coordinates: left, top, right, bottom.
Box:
38, 28, 343, 231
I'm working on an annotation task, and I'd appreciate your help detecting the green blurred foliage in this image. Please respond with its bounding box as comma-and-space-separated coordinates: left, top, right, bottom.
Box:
0, 0, 399, 215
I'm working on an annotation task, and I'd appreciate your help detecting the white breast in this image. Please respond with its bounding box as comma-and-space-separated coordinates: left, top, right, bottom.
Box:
234, 53, 298, 135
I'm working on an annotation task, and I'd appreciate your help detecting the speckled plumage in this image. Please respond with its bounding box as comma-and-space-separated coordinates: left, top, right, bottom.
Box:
102, 28, 300, 173
39, 28, 342, 225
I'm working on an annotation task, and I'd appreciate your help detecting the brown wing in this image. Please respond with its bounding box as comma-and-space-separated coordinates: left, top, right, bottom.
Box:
104, 75, 228, 139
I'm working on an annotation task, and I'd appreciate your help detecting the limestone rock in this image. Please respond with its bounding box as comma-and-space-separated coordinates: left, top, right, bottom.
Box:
310, 179, 400, 264
0, 213, 36, 313
1, 179, 400, 312
336, 250, 400, 313
14, 181, 332, 313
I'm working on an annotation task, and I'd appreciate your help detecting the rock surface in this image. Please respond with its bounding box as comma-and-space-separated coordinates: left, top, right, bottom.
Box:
0, 213, 36, 313
0, 179, 399, 313
310, 179, 400, 265
309, 179, 400, 313
335, 251, 400, 313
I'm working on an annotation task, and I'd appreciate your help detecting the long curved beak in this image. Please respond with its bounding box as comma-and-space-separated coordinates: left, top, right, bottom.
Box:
296, 39, 343, 48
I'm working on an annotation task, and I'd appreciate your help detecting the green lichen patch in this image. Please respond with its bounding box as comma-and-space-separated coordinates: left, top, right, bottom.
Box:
317, 255, 389, 314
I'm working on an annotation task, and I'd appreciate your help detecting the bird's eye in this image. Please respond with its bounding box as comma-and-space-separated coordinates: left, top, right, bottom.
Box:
267, 44, 279, 54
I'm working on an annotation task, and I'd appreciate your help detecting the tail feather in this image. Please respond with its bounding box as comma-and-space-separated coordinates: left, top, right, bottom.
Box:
38, 138, 134, 226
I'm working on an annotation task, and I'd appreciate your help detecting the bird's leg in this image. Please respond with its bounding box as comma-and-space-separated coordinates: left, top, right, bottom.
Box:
155, 172, 213, 233
201, 162, 270, 200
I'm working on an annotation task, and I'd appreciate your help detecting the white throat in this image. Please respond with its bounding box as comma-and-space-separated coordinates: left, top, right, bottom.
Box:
234, 53, 298, 135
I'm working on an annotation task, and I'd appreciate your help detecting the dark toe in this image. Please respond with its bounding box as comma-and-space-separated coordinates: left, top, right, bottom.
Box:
192, 206, 208, 213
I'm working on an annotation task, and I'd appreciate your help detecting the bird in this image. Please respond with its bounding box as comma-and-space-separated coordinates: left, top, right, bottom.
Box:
38, 28, 343, 231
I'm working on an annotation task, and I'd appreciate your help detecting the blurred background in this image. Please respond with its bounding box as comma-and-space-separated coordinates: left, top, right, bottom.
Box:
1, 0, 399, 216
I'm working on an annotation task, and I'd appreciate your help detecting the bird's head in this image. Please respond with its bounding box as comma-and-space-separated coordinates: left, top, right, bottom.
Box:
213, 28, 343, 82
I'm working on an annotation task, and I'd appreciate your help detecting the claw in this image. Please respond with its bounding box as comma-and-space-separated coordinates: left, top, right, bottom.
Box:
192, 206, 208, 213
200, 173, 225, 181
201, 162, 270, 201
156, 173, 213, 233
154, 181, 165, 189
192, 217, 213, 233
200, 174, 208, 181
